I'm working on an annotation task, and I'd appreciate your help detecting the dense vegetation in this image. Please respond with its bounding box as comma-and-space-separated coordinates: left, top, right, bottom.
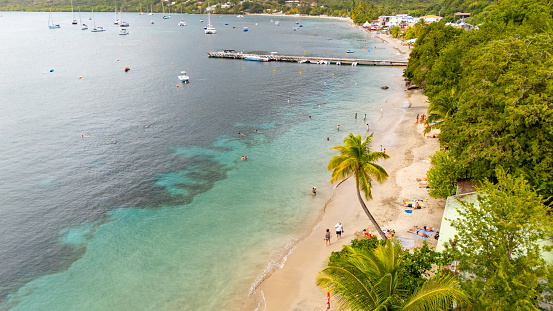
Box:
317, 238, 468, 310
401, 0, 553, 307
405, 0, 553, 200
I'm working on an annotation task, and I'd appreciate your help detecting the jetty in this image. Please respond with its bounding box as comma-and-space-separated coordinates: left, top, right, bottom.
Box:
208, 51, 408, 66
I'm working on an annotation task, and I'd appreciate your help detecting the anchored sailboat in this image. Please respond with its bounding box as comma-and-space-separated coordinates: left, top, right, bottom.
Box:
71, 0, 77, 24
204, 6, 216, 34
48, 10, 60, 29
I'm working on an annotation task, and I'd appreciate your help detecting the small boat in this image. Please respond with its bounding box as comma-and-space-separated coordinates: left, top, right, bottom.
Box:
120, 8, 129, 27
336, 62, 341, 65
298, 59, 307, 64
149, 4, 154, 15
119, 28, 129, 35
244, 56, 270, 62
125, 67, 130, 72
295, 21, 299, 24
225, 23, 228, 25
298, 24, 303, 27
79, 7, 88, 30
48, 10, 60, 29
237, 15, 244, 18
114, 7, 119, 25
90, 9, 105, 32
150, 5, 154, 24
178, 71, 190, 82
178, 19, 187, 26
346, 50, 354, 53
243, 27, 248, 32
71, 0, 77, 24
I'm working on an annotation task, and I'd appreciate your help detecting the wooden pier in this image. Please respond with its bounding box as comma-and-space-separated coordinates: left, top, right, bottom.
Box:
208, 51, 408, 66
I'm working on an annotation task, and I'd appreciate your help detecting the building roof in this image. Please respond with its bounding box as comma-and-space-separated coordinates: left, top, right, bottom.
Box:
421, 15, 442, 19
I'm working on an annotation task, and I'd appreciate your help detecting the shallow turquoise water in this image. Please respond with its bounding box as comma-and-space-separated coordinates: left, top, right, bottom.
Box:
0, 12, 405, 310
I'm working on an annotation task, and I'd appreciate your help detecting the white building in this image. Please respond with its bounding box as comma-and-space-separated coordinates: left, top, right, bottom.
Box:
420, 15, 443, 23
377, 14, 420, 28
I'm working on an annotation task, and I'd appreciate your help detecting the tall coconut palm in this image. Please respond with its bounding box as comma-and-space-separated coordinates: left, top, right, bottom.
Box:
316, 240, 470, 310
328, 133, 390, 240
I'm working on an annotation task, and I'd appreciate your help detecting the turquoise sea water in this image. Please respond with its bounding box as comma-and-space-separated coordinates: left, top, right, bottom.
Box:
0, 12, 405, 310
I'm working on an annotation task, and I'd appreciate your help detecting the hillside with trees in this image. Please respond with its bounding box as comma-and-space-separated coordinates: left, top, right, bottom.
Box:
0, 0, 493, 25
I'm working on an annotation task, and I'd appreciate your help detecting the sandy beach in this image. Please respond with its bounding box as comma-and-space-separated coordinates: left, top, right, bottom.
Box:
255, 34, 444, 310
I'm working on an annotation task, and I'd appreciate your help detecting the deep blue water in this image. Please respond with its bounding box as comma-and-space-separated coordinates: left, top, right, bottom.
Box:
0, 12, 405, 310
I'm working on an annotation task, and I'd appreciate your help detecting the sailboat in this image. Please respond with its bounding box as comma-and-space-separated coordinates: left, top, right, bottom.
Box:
178, 4, 186, 26
120, 7, 129, 27
204, 7, 215, 34
150, 4, 155, 24
114, 6, 120, 25
48, 10, 60, 29
149, 3, 154, 15
71, 0, 77, 24
79, 7, 88, 30
91, 9, 105, 32
139, 5, 144, 16
162, 3, 169, 19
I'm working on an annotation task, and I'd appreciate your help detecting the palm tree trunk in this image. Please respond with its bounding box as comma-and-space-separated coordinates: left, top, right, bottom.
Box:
356, 186, 388, 240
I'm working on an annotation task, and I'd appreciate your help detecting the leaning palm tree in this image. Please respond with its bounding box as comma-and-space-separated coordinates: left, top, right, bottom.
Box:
328, 133, 389, 240
317, 240, 470, 310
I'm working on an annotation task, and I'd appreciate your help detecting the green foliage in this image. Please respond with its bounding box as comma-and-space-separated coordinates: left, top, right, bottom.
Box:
445, 169, 553, 309
318, 239, 470, 310
390, 25, 401, 38
404, 21, 463, 88
427, 151, 457, 198
397, 240, 454, 296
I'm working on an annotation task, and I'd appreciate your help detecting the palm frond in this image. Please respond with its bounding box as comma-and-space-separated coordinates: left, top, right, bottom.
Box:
402, 273, 471, 311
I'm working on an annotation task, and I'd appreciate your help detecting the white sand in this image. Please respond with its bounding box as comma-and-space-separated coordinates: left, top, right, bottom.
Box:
255, 33, 445, 311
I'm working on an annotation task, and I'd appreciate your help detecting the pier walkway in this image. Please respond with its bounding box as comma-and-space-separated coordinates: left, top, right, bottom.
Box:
208, 51, 408, 66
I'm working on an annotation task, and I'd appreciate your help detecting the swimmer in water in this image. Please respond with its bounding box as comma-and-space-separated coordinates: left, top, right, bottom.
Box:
145, 125, 150, 128
238, 132, 245, 136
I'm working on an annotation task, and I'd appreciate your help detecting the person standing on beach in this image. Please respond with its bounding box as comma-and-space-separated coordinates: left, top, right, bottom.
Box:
416, 114, 419, 123
366, 124, 369, 131
324, 229, 331, 246
335, 222, 343, 240
355, 113, 357, 119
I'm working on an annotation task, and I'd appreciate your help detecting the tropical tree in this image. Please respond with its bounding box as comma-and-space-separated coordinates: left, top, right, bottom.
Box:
317, 240, 470, 310
328, 133, 389, 240
446, 169, 553, 309
390, 26, 402, 38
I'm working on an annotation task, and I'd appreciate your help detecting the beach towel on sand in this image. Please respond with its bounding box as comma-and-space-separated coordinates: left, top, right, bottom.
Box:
412, 229, 433, 239
417, 228, 434, 235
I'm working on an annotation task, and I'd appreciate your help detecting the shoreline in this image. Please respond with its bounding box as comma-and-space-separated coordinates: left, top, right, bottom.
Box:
253, 35, 443, 310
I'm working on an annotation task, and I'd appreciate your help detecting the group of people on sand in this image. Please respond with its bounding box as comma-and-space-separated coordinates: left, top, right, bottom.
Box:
416, 114, 426, 124
324, 222, 344, 246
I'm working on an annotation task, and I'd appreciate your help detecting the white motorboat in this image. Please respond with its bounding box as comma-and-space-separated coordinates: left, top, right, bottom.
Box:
178, 19, 187, 26
119, 28, 129, 35
178, 71, 190, 82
